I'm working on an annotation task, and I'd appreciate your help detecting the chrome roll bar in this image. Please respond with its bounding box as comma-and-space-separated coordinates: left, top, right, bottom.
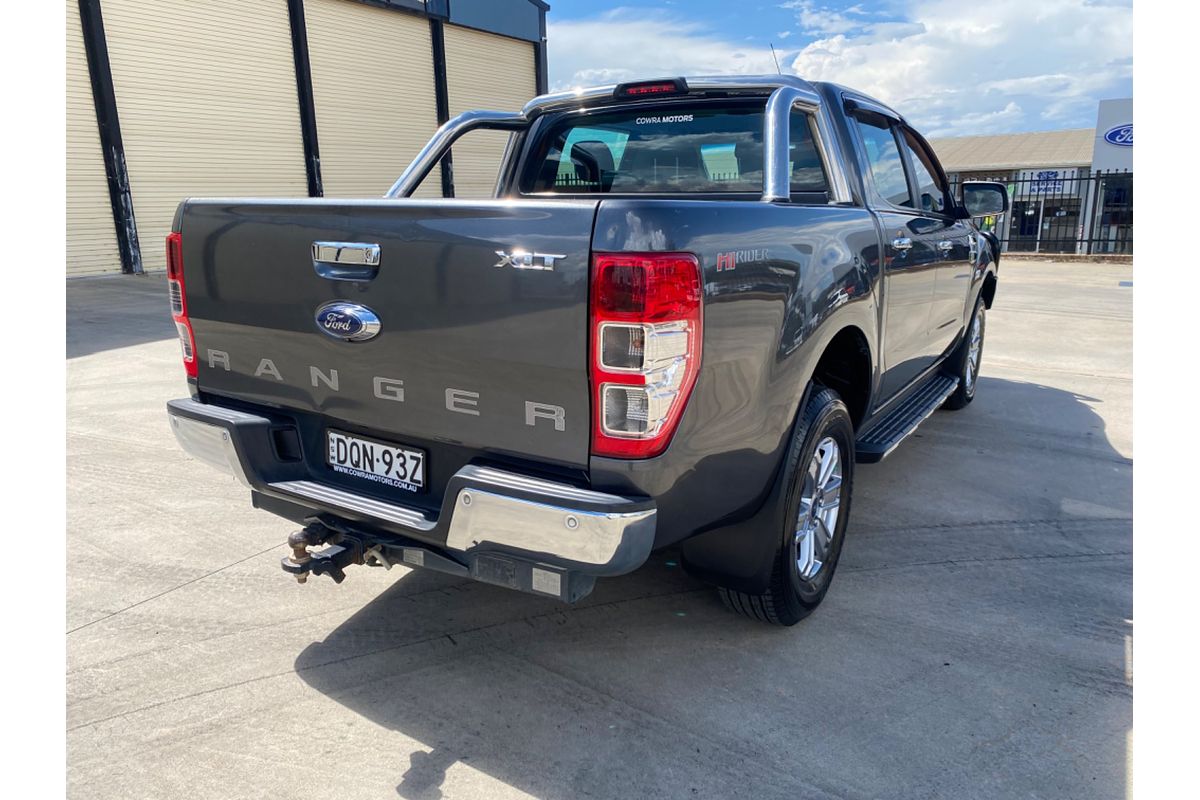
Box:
386, 80, 853, 205
762, 85, 854, 204
385, 110, 528, 199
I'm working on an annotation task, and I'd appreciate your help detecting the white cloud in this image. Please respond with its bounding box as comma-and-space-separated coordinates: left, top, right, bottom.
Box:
777, 31, 792, 39
548, 10, 780, 91
788, 0, 1132, 136
546, 1, 1131, 137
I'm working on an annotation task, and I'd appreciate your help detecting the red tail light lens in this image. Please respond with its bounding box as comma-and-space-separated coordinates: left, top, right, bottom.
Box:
166, 232, 197, 378
590, 253, 702, 458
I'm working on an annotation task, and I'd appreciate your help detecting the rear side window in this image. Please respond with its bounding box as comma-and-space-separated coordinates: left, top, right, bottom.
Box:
521, 103, 829, 196
853, 113, 912, 208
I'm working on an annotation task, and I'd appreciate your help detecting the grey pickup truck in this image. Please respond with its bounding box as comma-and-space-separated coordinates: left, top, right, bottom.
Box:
166, 75, 1007, 625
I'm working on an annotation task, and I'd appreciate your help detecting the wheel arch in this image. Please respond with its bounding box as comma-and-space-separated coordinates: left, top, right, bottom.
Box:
980, 270, 998, 309
806, 323, 873, 430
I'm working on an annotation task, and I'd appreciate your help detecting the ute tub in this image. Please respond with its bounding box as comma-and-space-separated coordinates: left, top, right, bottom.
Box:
166, 398, 656, 577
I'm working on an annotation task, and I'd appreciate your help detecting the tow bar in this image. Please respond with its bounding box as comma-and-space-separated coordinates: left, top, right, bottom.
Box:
280, 521, 368, 584
278, 518, 596, 602
280, 519, 472, 586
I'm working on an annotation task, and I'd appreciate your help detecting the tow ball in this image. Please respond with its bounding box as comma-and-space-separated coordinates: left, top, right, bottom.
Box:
281, 521, 374, 584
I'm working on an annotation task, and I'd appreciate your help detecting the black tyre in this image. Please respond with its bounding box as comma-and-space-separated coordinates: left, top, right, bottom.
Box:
943, 294, 986, 410
719, 387, 855, 626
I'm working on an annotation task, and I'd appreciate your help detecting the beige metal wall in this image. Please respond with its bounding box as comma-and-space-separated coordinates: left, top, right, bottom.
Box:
305, 0, 441, 198
443, 24, 537, 198
100, 0, 308, 272
66, 0, 121, 276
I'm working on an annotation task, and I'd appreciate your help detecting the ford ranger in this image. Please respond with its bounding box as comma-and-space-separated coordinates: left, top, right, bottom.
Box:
165, 75, 1007, 625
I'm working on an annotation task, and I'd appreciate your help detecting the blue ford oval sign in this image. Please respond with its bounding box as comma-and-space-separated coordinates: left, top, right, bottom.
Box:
1104, 124, 1132, 147
314, 302, 381, 342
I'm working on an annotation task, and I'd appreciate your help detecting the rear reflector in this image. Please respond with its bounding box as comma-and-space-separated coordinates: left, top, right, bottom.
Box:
166, 232, 197, 379
590, 253, 702, 458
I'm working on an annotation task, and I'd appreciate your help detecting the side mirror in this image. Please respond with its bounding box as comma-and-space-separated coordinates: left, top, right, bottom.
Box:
961, 181, 1009, 217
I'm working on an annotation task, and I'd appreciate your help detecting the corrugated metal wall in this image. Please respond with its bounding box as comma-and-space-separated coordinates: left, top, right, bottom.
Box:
66, 0, 121, 276
66, 1, 542, 274
100, 0, 308, 271
443, 24, 536, 198
305, 0, 441, 198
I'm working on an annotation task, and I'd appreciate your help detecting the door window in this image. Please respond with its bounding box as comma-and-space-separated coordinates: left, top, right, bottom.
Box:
900, 129, 950, 214
853, 113, 912, 208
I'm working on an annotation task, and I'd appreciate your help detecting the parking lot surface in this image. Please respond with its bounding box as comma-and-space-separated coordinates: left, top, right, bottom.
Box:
67, 260, 1132, 799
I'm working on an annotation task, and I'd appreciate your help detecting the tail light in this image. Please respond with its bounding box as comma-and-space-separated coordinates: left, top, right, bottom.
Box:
166, 232, 197, 378
590, 252, 702, 458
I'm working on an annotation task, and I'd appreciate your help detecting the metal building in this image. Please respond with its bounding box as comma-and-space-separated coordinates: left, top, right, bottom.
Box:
66, 0, 549, 276
929, 99, 1133, 255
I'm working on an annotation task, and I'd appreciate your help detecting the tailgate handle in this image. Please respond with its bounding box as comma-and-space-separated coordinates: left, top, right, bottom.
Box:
312, 242, 381, 281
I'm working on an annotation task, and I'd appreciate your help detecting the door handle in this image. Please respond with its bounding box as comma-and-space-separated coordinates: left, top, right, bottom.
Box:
892, 237, 913, 251
311, 241, 381, 281
937, 239, 954, 252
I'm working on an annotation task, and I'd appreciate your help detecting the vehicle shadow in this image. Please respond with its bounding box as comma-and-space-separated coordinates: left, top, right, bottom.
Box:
67, 274, 175, 359
293, 376, 1132, 799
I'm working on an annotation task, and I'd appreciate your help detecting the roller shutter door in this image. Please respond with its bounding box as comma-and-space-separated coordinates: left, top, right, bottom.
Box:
305, 0, 441, 198
101, 0, 307, 272
66, 0, 120, 276
444, 24, 536, 198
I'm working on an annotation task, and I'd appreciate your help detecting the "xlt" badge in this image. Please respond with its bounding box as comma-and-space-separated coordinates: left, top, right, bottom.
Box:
494, 250, 566, 271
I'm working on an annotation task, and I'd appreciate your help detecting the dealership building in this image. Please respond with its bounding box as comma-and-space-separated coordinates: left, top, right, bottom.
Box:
929, 99, 1133, 255
67, 0, 548, 276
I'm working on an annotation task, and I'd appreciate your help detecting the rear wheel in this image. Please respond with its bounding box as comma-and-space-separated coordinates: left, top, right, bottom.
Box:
719, 387, 855, 626
943, 295, 985, 410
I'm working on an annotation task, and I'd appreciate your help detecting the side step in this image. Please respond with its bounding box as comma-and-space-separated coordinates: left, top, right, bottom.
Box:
855, 374, 958, 463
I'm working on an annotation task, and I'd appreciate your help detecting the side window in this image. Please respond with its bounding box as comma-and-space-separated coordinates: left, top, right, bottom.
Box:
901, 128, 950, 214
853, 113, 912, 208
788, 111, 830, 193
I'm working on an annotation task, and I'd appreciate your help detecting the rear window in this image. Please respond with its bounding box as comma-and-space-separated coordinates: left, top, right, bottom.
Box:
520, 103, 829, 196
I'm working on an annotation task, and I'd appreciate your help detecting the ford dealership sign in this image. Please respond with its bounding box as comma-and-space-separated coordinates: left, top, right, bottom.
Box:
1103, 124, 1133, 147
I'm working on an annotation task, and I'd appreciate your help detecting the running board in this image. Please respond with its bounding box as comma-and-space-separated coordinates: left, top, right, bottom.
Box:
855, 374, 958, 463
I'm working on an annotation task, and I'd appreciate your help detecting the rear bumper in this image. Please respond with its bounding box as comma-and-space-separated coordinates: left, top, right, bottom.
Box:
167, 398, 656, 578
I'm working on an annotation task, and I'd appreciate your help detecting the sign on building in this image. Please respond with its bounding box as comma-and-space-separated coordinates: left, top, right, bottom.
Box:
1092, 99, 1133, 172
1029, 170, 1064, 194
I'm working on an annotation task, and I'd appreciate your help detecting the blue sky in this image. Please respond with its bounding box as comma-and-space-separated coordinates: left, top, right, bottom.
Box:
545, 1, 1133, 138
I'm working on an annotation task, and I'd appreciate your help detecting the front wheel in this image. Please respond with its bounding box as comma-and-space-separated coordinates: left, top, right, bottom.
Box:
718, 387, 855, 626
943, 295, 986, 410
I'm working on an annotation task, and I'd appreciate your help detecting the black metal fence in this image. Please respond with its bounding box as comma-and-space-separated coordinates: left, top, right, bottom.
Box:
949, 169, 1132, 255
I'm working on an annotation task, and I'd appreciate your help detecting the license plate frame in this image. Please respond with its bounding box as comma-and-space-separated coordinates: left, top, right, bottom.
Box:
325, 429, 427, 493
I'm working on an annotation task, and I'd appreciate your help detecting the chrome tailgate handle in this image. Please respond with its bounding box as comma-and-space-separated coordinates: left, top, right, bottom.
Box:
311, 242, 380, 281
312, 242, 381, 265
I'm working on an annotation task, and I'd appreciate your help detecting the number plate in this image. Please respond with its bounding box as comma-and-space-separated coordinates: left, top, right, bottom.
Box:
326, 430, 426, 492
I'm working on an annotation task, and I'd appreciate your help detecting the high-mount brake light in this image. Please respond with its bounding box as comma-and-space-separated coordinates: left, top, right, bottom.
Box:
615, 78, 688, 98
166, 232, 197, 378
590, 252, 702, 458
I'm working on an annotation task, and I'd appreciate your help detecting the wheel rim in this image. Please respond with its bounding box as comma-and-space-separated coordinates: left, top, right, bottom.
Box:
795, 436, 843, 582
965, 308, 984, 394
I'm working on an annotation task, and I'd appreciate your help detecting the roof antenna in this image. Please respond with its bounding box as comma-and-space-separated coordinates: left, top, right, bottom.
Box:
769, 43, 783, 75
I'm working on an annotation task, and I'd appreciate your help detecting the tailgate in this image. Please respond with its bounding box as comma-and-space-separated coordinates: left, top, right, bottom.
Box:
179, 198, 599, 470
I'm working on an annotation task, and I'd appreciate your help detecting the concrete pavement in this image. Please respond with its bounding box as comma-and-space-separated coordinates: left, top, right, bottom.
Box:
66, 260, 1132, 799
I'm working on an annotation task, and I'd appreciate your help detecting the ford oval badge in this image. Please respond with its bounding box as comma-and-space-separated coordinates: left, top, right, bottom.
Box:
314, 302, 381, 342
1103, 124, 1132, 147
